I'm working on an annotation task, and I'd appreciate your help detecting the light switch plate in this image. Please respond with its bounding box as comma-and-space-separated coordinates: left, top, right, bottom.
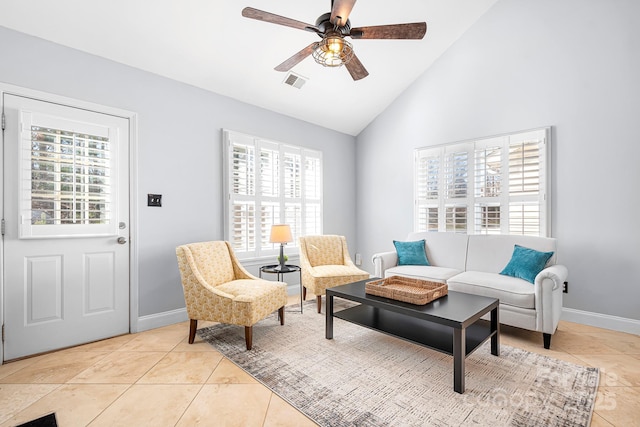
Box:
147, 194, 162, 207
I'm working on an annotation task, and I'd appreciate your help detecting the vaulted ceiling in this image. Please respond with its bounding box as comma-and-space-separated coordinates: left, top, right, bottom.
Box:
0, 0, 498, 135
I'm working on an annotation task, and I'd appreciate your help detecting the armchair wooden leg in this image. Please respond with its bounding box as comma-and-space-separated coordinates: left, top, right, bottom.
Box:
188, 319, 198, 344
245, 326, 253, 350
303, 286, 307, 301
317, 295, 322, 313
279, 306, 285, 325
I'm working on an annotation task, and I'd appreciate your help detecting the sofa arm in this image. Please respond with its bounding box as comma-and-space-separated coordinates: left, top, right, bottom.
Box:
372, 251, 398, 278
534, 264, 568, 335
535, 264, 568, 290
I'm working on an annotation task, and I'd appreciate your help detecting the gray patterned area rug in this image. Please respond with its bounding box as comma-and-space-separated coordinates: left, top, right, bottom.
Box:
198, 302, 598, 427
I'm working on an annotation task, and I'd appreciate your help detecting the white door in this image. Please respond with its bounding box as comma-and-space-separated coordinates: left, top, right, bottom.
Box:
2, 94, 130, 360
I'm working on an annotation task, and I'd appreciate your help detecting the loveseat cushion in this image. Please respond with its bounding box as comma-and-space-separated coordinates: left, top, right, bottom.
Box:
385, 265, 462, 283
406, 231, 468, 271
447, 271, 535, 309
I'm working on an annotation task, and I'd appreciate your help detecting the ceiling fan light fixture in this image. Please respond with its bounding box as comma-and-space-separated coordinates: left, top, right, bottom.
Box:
242, 5, 426, 80
312, 32, 353, 67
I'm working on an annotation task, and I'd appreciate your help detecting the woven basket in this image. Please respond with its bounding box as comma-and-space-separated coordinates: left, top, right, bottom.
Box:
365, 276, 448, 305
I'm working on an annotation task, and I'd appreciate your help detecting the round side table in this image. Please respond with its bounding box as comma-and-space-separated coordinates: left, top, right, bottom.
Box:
259, 264, 303, 313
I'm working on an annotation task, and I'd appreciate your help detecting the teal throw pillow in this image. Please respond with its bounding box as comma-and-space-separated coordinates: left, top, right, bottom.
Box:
500, 245, 554, 284
393, 240, 430, 266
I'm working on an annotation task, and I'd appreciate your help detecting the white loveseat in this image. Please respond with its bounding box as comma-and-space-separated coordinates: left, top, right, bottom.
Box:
372, 231, 568, 348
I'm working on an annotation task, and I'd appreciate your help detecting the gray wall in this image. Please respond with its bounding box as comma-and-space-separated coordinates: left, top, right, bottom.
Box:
0, 26, 357, 317
3, 0, 639, 325
355, 0, 640, 321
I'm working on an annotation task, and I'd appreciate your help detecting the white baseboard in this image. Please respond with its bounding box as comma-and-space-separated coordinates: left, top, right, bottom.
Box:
135, 286, 300, 333
137, 308, 189, 333
562, 307, 640, 335
135, 304, 640, 337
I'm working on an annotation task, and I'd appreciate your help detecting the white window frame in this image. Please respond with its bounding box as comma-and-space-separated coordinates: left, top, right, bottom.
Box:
223, 129, 323, 260
414, 127, 551, 236
19, 111, 118, 238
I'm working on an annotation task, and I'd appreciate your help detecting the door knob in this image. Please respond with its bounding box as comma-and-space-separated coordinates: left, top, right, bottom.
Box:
117, 237, 127, 244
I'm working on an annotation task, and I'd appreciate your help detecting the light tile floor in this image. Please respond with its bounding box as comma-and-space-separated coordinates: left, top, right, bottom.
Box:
0, 295, 638, 426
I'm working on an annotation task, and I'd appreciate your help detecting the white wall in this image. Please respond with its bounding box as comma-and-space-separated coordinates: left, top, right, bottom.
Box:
355, 0, 640, 322
0, 26, 358, 318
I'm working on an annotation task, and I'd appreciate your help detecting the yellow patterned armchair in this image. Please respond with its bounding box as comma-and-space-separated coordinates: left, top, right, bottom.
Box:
176, 241, 287, 350
299, 235, 369, 313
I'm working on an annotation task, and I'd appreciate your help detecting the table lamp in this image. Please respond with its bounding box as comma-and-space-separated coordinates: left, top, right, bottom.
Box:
269, 224, 293, 272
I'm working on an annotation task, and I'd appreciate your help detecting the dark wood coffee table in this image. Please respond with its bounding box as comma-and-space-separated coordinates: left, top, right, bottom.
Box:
326, 279, 500, 393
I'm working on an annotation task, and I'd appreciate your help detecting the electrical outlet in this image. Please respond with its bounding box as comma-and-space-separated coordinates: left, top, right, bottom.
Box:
147, 194, 162, 207
355, 253, 362, 266
563, 281, 568, 293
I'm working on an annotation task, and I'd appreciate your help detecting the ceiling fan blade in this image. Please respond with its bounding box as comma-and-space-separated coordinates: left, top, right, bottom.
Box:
242, 7, 318, 33
350, 22, 427, 39
345, 54, 369, 81
274, 43, 318, 72
330, 0, 357, 27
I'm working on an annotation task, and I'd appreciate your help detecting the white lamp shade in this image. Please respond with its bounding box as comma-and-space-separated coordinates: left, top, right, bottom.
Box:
269, 224, 293, 244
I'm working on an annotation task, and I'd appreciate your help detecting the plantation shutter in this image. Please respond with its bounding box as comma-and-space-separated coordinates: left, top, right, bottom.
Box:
414, 152, 440, 231
21, 111, 117, 238
283, 147, 302, 241
474, 140, 503, 234
443, 146, 471, 233
304, 156, 322, 235
414, 127, 549, 236
224, 130, 323, 258
258, 141, 279, 250
30, 127, 111, 226
508, 129, 547, 235
230, 134, 256, 253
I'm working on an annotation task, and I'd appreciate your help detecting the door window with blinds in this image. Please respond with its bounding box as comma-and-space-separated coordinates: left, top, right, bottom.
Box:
19, 110, 117, 238
414, 127, 550, 236
223, 130, 322, 259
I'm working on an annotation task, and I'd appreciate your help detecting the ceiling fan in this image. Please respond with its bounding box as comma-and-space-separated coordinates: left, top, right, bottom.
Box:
241, 0, 427, 81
